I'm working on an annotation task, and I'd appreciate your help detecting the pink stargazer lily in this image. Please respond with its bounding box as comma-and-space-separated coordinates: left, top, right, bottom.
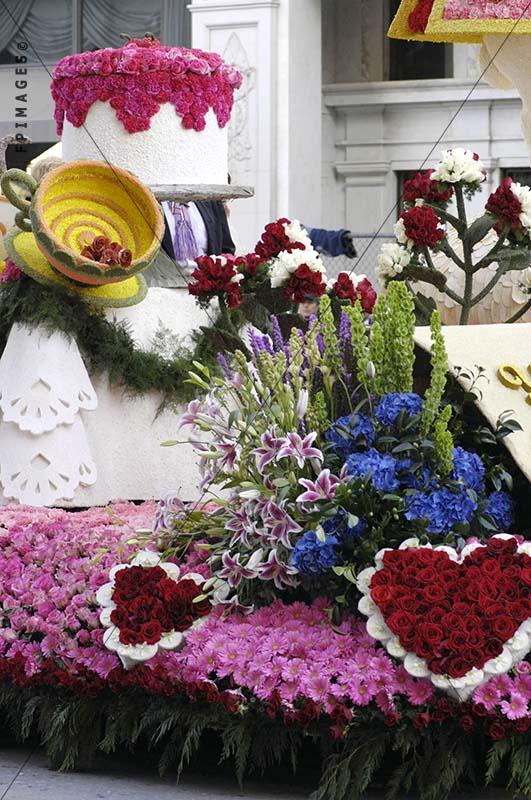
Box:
262, 501, 302, 548
258, 549, 299, 589
251, 428, 281, 473
217, 550, 263, 588
276, 432, 323, 469
214, 440, 241, 473
296, 469, 341, 504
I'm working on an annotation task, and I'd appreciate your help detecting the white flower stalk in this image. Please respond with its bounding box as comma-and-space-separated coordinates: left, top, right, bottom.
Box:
296, 389, 309, 419
430, 148, 485, 185
283, 219, 314, 250
377, 241, 412, 281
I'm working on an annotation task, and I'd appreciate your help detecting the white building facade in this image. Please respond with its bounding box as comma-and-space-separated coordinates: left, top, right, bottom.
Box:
0, 0, 527, 263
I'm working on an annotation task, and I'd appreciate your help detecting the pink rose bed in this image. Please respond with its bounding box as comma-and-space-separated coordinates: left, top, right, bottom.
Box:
0, 503, 529, 739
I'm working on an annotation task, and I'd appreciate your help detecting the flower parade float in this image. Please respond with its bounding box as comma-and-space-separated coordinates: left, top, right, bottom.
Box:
0, 36, 250, 506
376, 147, 531, 325
1, 283, 527, 799
0, 30, 528, 800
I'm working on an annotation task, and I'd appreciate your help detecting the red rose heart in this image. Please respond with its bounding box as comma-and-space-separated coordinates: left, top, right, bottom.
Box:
358, 536, 531, 699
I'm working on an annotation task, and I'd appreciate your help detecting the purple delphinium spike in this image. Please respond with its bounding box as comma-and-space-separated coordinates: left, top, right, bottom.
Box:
339, 311, 351, 344
247, 328, 262, 358
216, 352, 233, 379
260, 333, 274, 355
339, 310, 353, 366
317, 332, 325, 356
271, 315, 285, 352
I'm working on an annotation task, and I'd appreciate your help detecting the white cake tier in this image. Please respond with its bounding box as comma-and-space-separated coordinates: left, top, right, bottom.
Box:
62, 102, 228, 186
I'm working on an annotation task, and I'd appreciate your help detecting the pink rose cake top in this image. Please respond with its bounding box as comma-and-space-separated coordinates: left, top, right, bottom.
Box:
389, 0, 531, 42
51, 36, 243, 135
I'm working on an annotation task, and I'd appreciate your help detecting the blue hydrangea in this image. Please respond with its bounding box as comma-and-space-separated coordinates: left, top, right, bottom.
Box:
325, 413, 375, 458
452, 447, 485, 493
486, 491, 514, 530
346, 449, 399, 492
375, 392, 424, 428
322, 509, 367, 541
291, 530, 339, 575
395, 458, 434, 490
404, 486, 477, 533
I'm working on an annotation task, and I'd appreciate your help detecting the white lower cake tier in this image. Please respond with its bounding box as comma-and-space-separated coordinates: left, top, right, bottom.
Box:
61, 102, 228, 186
0, 289, 212, 506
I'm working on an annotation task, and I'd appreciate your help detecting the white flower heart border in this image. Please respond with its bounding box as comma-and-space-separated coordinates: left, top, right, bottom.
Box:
356, 535, 531, 702
96, 549, 206, 670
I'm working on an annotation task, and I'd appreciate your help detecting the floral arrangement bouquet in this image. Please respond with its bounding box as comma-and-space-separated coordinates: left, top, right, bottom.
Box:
171, 283, 518, 616
188, 217, 376, 341
377, 148, 531, 324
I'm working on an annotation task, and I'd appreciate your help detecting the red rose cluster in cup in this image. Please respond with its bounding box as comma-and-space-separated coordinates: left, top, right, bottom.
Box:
110, 565, 211, 647
81, 235, 132, 267
370, 537, 531, 679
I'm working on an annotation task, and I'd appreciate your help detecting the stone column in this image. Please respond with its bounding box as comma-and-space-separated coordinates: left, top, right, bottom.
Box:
189, 0, 322, 250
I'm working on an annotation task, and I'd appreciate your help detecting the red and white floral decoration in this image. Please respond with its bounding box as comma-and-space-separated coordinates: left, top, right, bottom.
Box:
96, 549, 211, 670
357, 535, 531, 701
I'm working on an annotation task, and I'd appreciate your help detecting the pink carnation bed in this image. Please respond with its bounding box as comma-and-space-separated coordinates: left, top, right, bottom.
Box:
0, 503, 528, 738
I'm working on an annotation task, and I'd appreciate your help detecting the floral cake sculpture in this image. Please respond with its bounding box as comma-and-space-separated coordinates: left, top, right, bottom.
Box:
0, 37, 245, 507
389, 2, 531, 162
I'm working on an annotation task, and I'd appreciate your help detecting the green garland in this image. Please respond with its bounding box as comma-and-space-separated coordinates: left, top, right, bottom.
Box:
0, 682, 528, 799
0, 276, 239, 409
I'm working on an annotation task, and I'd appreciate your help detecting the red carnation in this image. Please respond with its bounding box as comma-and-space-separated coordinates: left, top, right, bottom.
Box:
403, 169, 454, 205
400, 205, 444, 249
140, 621, 162, 644
332, 272, 357, 303
460, 715, 474, 733
255, 218, 305, 261
489, 721, 507, 741
189, 254, 242, 308
486, 178, 522, 231
283, 264, 326, 304
355, 277, 377, 313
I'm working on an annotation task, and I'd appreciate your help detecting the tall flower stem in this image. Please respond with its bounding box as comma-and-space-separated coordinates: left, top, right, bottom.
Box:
456, 185, 474, 325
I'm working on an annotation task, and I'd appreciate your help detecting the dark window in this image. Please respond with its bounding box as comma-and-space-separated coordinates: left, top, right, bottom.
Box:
501, 168, 531, 187
388, 0, 451, 80
6, 142, 53, 172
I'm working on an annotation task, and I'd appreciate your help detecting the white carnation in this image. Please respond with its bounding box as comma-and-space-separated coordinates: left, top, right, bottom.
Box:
510, 182, 531, 231
269, 247, 325, 288
283, 219, 314, 250
393, 218, 412, 249
376, 242, 411, 281
430, 148, 485, 185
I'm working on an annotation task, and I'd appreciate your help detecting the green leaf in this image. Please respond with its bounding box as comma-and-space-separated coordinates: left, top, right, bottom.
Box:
464, 213, 495, 246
